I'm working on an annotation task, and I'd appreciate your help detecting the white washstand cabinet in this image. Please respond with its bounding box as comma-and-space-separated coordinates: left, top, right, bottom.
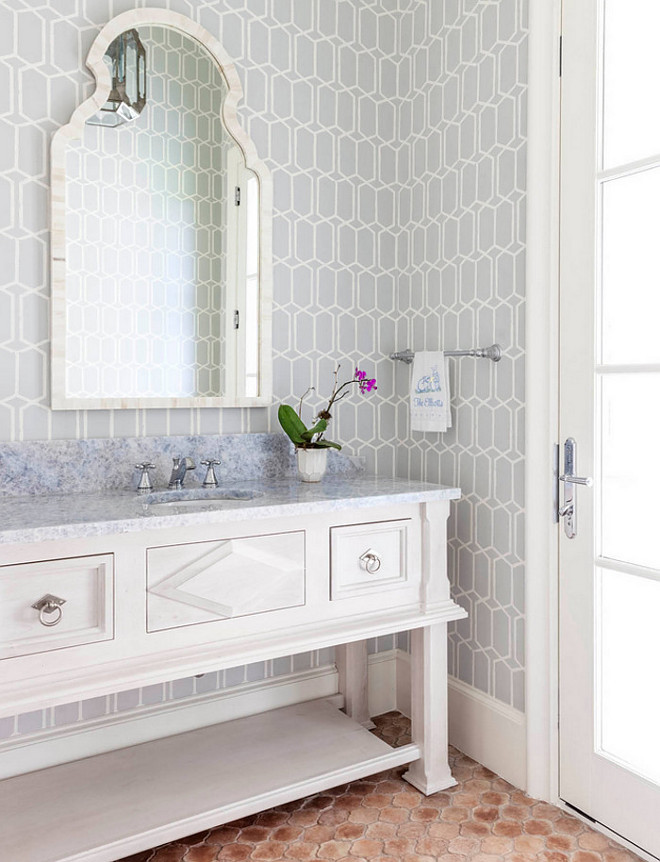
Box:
0, 477, 464, 861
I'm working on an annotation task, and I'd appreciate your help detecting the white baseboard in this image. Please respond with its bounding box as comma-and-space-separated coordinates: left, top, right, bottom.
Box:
448, 676, 527, 789
367, 649, 399, 716
395, 648, 411, 717
0, 666, 339, 780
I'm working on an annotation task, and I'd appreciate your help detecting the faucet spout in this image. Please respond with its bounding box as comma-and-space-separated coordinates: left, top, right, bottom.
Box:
168, 456, 196, 490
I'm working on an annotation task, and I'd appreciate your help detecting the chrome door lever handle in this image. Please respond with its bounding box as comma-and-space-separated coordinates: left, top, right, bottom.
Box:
559, 474, 593, 487
560, 438, 592, 539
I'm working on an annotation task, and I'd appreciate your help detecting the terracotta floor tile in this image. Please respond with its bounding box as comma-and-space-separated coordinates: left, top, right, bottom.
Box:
184, 847, 218, 862
285, 843, 319, 861
208, 828, 241, 845
216, 845, 252, 861
116, 712, 642, 862
364, 822, 398, 841
335, 823, 366, 842
316, 839, 353, 859
547, 834, 577, 852
578, 834, 615, 852
377, 807, 410, 824
493, 820, 524, 838
318, 808, 351, 827
239, 826, 271, 843
271, 826, 304, 843
428, 822, 460, 840
302, 826, 335, 844
250, 840, 288, 860
414, 836, 448, 857
397, 823, 428, 841
151, 847, 190, 862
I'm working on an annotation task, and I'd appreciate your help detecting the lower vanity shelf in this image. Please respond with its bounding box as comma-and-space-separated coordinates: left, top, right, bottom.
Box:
0, 698, 420, 862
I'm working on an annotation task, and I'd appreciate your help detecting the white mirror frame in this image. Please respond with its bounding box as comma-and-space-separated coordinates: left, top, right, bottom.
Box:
50, 8, 273, 410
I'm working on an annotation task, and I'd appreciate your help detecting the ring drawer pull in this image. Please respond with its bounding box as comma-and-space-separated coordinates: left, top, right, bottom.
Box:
359, 550, 382, 574
31, 594, 67, 627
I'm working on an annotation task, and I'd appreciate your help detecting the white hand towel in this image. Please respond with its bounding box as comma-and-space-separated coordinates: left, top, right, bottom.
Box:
410, 351, 452, 432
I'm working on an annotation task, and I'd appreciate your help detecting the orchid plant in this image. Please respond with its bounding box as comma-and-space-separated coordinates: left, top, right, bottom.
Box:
278, 365, 377, 451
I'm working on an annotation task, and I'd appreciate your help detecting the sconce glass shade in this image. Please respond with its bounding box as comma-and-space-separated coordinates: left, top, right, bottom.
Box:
88, 29, 146, 127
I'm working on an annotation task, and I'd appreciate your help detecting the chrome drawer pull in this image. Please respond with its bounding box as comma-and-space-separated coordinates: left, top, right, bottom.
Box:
359, 550, 382, 574
31, 594, 67, 627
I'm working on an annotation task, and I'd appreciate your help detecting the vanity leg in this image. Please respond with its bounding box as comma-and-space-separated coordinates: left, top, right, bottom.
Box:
403, 623, 456, 795
335, 640, 374, 728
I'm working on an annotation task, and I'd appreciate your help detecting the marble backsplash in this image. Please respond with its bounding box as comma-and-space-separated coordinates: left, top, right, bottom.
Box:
0, 433, 365, 497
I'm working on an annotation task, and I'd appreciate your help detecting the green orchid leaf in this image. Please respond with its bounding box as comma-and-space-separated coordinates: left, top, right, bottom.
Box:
278, 404, 308, 445
300, 418, 327, 441
313, 439, 342, 450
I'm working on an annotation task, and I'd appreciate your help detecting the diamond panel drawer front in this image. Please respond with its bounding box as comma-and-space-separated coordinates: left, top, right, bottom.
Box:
0, 554, 114, 660
146, 530, 306, 632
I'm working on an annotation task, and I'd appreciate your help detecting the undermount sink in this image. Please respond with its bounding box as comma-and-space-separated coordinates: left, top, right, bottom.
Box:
144, 488, 264, 513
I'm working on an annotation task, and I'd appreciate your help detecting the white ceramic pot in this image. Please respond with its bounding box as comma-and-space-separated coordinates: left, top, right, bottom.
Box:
296, 447, 328, 483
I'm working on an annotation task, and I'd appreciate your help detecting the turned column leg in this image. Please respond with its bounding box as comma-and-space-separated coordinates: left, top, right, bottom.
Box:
335, 640, 374, 728
403, 622, 456, 795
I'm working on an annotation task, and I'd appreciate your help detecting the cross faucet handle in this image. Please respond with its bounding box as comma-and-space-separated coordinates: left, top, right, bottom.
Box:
135, 463, 156, 493
201, 459, 221, 488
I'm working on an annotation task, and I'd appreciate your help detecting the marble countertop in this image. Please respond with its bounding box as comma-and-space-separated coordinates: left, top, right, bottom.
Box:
0, 476, 461, 545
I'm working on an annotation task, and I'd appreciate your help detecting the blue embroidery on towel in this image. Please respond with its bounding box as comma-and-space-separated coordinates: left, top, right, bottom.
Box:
413, 396, 444, 408
414, 365, 443, 395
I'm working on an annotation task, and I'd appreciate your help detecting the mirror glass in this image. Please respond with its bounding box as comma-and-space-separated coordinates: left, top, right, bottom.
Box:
52, 22, 270, 409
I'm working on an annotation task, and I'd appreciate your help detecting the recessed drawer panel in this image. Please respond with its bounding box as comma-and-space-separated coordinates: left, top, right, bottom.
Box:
330, 520, 409, 600
0, 554, 114, 660
147, 531, 305, 632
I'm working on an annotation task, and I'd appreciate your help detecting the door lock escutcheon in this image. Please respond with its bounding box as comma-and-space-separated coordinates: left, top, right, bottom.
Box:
558, 437, 593, 539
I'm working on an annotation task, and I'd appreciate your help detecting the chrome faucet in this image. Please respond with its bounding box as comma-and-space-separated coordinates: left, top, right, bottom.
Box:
168, 456, 196, 490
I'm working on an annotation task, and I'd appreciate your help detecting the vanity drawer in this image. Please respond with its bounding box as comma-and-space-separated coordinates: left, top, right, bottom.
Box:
0, 554, 114, 660
147, 531, 305, 632
330, 520, 409, 599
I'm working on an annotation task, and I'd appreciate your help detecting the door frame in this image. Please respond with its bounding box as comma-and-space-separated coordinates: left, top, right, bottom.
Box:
524, 0, 562, 804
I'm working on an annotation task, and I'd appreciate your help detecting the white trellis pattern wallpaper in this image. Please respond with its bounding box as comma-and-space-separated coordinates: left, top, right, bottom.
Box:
0, 0, 526, 742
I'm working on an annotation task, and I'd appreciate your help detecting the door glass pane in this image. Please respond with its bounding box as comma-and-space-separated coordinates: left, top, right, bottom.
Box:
601, 169, 660, 364
598, 567, 660, 785
603, 0, 660, 168
601, 373, 660, 569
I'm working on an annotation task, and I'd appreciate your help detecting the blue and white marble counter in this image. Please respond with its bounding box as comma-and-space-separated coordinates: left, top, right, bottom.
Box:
0, 476, 461, 545
0, 433, 363, 497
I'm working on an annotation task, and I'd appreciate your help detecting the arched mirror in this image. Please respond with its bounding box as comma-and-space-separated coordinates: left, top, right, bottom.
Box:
51, 11, 272, 409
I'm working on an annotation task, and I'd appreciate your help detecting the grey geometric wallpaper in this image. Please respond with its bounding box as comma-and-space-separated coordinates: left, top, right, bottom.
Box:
393, 0, 527, 710
0, 0, 527, 732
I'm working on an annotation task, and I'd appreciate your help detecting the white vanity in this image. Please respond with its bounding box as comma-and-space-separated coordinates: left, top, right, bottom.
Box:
0, 475, 463, 862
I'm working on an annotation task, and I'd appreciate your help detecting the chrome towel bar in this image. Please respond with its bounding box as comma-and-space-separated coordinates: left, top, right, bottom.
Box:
389, 344, 502, 365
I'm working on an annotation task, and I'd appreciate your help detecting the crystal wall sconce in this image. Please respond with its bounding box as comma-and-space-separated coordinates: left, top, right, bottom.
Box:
88, 29, 146, 127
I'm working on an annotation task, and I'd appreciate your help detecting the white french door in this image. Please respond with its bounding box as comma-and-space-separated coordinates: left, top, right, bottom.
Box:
559, 1, 660, 855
